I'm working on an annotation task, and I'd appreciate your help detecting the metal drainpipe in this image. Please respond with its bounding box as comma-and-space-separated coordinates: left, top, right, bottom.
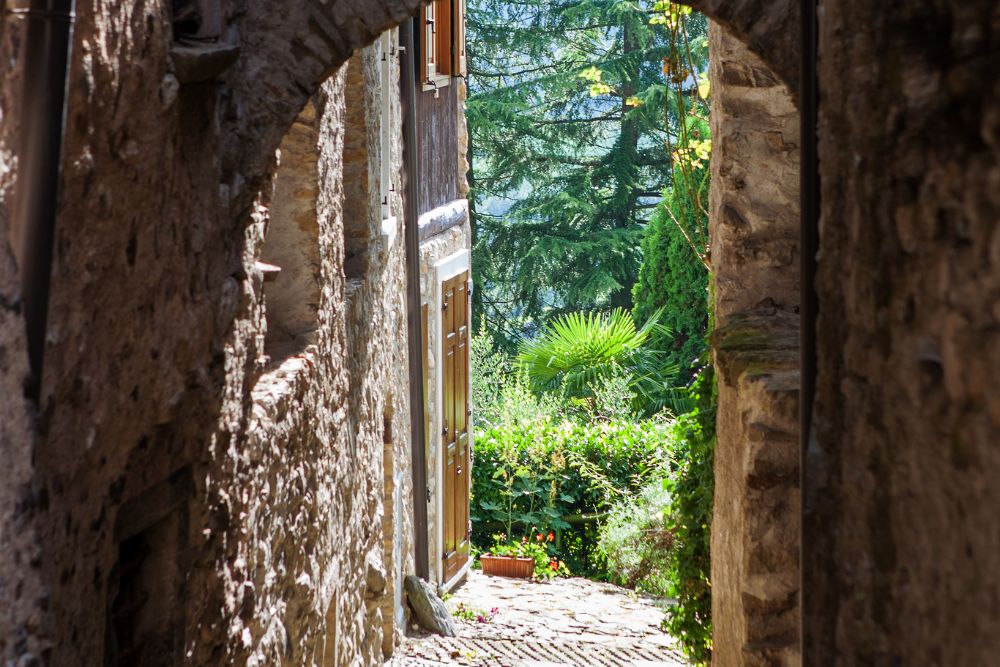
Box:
13, 0, 76, 401
799, 0, 819, 655
400, 15, 430, 581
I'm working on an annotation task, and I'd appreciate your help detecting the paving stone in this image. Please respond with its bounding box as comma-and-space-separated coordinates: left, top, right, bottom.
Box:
388, 571, 686, 666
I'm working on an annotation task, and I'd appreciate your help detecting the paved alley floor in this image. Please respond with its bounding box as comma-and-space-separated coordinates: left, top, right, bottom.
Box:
388, 570, 688, 666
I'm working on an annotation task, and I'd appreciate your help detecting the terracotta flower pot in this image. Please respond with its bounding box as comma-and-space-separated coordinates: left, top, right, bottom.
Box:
480, 554, 535, 578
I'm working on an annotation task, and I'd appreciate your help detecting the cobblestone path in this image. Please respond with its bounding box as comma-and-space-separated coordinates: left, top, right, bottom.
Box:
388, 570, 687, 666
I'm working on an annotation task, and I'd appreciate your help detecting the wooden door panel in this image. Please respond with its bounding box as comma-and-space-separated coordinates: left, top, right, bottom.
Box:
443, 280, 456, 566
441, 271, 471, 583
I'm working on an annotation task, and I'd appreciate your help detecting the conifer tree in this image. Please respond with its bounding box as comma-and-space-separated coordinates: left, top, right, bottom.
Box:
467, 0, 675, 344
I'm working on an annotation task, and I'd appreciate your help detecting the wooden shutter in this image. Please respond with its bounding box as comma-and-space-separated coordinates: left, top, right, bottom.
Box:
424, 1, 438, 82
435, 0, 452, 77
379, 31, 394, 220
422, 303, 430, 456
441, 271, 471, 582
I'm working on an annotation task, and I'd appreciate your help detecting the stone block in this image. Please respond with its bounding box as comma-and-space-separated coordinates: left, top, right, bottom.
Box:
404, 575, 455, 637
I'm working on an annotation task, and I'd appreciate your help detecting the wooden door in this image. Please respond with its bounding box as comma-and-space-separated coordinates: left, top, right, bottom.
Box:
441, 271, 470, 582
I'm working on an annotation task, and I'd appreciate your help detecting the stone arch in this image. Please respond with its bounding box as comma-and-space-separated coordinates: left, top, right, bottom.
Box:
699, 16, 803, 667
678, 0, 799, 98
227, 0, 429, 228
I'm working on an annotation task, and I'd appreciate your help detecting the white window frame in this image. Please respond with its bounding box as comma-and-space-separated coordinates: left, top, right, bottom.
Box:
456, 0, 467, 75
378, 31, 397, 229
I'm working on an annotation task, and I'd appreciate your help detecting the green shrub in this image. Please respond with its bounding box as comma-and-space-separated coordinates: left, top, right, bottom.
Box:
471, 417, 672, 576
661, 363, 716, 665
632, 197, 709, 382
597, 479, 674, 597
471, 332, 562, 430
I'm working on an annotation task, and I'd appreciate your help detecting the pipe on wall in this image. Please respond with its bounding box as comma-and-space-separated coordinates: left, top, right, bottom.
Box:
13, 0, 76, 401
400, 14, 430, 581
799, 0, 819, 654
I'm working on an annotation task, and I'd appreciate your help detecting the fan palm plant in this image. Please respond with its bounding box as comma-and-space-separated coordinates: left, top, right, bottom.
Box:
515, 308, 690, 416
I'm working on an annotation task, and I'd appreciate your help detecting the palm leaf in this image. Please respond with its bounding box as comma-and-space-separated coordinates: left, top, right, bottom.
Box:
515, 307, 688, 416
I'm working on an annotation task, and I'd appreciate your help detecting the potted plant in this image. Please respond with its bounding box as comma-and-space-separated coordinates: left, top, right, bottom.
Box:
480, 552, 535, 578
480, 532, 567, 579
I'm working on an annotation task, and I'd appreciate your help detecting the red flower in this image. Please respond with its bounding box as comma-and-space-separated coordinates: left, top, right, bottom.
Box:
547, 532, 555, 542
550, 560, 558, 571
536, 533, 544, 542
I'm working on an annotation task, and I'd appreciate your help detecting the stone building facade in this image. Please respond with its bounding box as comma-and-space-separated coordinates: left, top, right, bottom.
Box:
0, 1, 471, 665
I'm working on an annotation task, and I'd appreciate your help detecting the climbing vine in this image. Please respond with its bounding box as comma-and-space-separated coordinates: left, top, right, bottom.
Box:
650, 2, 711, 268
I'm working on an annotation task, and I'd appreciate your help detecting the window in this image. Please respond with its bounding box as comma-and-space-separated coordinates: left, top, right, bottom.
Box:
420, 0, 467, 87
434, 0, 453, 78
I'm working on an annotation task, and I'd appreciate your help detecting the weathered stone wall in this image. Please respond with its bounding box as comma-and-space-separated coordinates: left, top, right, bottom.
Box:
654, 3, 1000, 665
0, 1, 424, 665
807, 1, 1000, 663
708, 23, 801, 667
189, 45, 412, 665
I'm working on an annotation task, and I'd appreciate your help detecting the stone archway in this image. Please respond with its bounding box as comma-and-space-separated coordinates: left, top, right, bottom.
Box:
704, 21, 803, 667
666, 2, 804, 663
680, 0, 799, 98
666, 2, 1000, 665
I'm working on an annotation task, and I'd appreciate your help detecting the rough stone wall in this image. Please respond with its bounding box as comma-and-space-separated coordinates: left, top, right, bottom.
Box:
369, 30, 413, 657
708, 23, 801, 667
807, 1, 1000, 664
190, 45, 411, 665
0, 1, 425, 664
